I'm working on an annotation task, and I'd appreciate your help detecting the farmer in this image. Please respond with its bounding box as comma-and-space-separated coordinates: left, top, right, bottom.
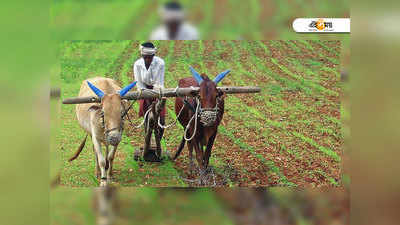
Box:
150, 1, 199, 40
133, 42, 166, 138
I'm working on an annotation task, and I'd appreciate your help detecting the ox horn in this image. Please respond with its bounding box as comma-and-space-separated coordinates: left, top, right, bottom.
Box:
119, 81, 137, 97
213, 69, 231, 84
189, 66, 203, 84
87, 81, 105, 98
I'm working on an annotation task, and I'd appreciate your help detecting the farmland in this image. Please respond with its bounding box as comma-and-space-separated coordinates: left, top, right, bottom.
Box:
51, 0, 349, 40
54, 40, 344, 187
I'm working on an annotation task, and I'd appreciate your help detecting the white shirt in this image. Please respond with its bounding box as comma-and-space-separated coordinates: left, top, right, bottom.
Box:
150, 23, 199, 40
133, 56, 165, 89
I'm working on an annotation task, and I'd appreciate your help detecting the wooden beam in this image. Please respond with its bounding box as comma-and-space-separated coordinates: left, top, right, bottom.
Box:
62, 96, 100, 104
62, 86, 261, 104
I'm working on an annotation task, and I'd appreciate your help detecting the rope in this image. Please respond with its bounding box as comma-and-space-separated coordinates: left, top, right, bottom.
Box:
156, 86, 183, 129
126, 107, 152, 129
157, 102, 185, 129
125, 88, 161, 129
184, 98, 200, 141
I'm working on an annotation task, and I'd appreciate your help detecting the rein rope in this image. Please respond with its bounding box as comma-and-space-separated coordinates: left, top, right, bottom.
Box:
119, 87, 221, 143
184, 98, 200, 141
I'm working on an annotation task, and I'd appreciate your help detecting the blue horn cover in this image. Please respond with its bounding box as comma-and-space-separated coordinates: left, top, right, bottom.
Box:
189, 66, 204, 85
213, 69, 231, 84
119, 81, 137, 97
87, 81, 105, 98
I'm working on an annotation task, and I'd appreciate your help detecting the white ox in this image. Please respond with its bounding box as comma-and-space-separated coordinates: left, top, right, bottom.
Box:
69, 77, 136, 186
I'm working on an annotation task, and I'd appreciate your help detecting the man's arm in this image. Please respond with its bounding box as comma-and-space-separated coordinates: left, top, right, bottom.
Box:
133, 63, 145, 90
154, 61, 165, 89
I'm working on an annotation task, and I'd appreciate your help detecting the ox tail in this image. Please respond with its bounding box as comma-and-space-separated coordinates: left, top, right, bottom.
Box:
68, 134, 88, 162
173, 136, 186, 160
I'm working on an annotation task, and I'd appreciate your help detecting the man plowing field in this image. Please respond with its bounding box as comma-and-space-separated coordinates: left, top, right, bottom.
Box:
133, 42, 167, 161
133, 42, 166, 138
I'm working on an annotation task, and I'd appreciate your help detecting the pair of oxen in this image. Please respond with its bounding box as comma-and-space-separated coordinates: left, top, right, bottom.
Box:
70, 67, 230, 186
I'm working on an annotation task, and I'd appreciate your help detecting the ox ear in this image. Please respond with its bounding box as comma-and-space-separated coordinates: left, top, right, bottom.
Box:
189, 66, 203, 84
119, 81, 137, 97
87, 81, 105, 98
213, 70, 231, 84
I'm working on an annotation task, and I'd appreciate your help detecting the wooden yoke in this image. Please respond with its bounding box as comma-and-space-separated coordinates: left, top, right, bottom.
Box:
62, 86, 261, 104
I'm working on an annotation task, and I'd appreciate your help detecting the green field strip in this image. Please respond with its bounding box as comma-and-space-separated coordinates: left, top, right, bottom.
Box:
296, 40, 315, 51
251, 41, 341, 131
315, 40, 340, 57
257, 41, 271, 56
246, 41, 340, 97
223, 91, 341, 183
227, 77, 341, 164
284, 40, 302, 54
239, 95, 340, 162
283, 57, 341, 95
228, 94, 341, 184
105, 41, 133, 81
215, 41, 341, 164
238, 42, 342, 145
270, 58, 339, 97
272, 41, 342, 91
219, 126, 295, 186
61, 41, 129, 83
291, 131, 340, 162
246, 43, 316, 96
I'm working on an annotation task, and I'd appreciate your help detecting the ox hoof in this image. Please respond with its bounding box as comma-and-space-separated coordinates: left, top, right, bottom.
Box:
133, 148, 143, 161
107, 176, 113, 183
189, 162, 195, 176
143, 148, 162, 162
99, 178, 108, 187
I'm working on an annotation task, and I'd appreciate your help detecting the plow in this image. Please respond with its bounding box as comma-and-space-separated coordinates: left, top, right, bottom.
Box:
62, 86, 261, 104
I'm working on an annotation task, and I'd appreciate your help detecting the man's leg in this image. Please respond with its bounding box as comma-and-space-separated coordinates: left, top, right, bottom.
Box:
159, 115, 165, 140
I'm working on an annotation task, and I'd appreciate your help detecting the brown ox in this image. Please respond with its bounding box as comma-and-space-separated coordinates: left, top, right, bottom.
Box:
173, 67, 230, 174
69, 77, 136, 186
